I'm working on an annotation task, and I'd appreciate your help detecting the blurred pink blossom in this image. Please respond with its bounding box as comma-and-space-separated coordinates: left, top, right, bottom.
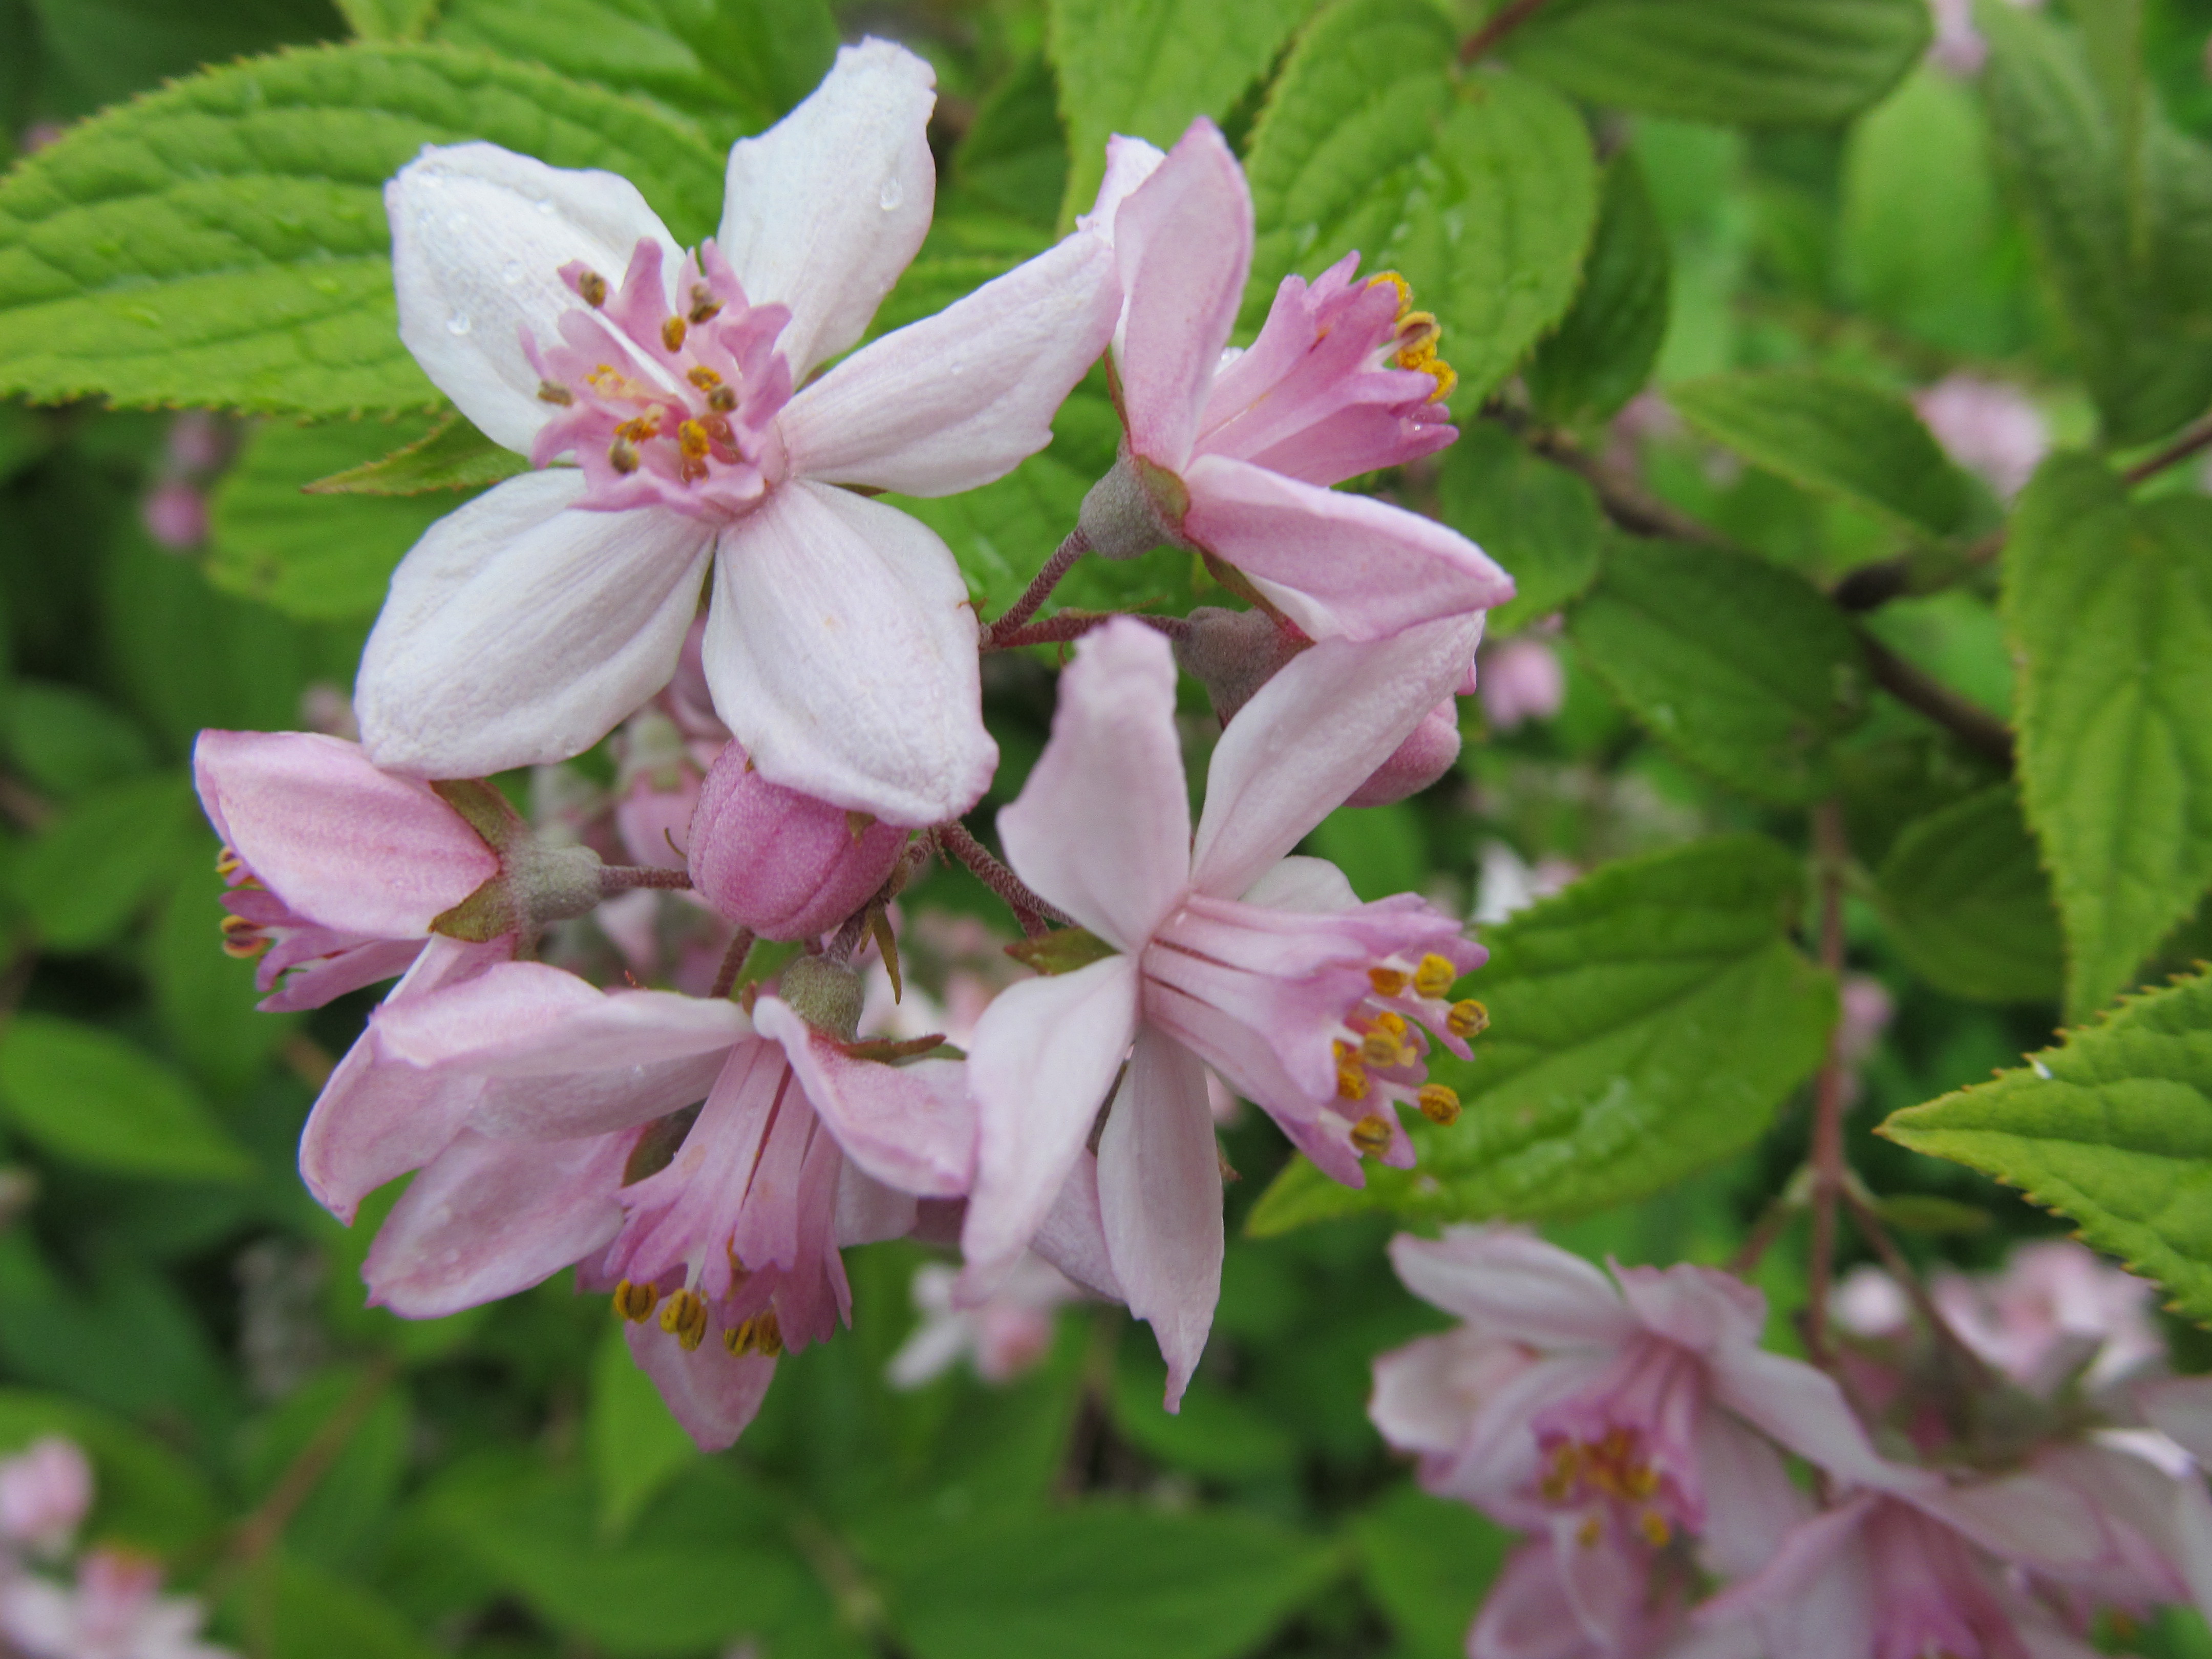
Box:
1473, 842, 1576, 927
163, 413, 226, 476
297, 682, 359, 741
0, 1550, 231, 1659
1915, 375, 2049, 500
140, 482, 207, 552
1836, 975, 1895, 1069
17, 124, 65, 155
887, 1256, 1079, 1388
0, 1438, 92, 1558
1932, 1239, 2165, 1393
1477, 635, 1564, 732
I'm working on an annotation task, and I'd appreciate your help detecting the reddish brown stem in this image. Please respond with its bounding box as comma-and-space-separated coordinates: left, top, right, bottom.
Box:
2123, 408, 2212, 484
1804, 800, 1852, 1368
981, 529, 1089, 646
708, 928, 757, 1001
1457, 0, 1556, 66
933, 822, 1068, 937
599, 865, 693, 895
1856, 629, 2015, 768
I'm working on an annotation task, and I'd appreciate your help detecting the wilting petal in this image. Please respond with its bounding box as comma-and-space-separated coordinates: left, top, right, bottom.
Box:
962, 955, 1141, 1295
717, 38, 935, 378
1112, 121, 1250, 472
388, 142, 680, 453
1031, 1150, 1123, 1301
705, 481, 993, 825
755, 996, 973, 1197
1387, 1228, 1635, 1348
625, 1314, 778, 1452
1182, 454, 1513, 641
1190, 612, 1483, 900
778, 232, 1119, 496
374, 961, 749, 1072
997, 619, 1191, 950
365, 1129, 629, 1317
357, 471, 714, 777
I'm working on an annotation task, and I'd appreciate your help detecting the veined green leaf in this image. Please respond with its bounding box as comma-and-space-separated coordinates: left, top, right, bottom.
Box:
13, 771, 200, 950
304, 411, 524, 495
1876, 784, 2064, 1005
1525, 152, 1671, 426
0, 1014, 255, 1182
1434, 423, 1601, 634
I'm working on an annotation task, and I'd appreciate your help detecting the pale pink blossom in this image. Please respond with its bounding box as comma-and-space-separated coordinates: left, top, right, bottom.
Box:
611, 707, 711, 871
1477, 635, 1565, 732
1469, 1534, 1687, 1659
297, 682, 359, 741
358, 40, 1119, 825
962, 616, 1486, 1403
888, 1255, 1080, 1388
1073, 122, 1511, 643
0, 1551, 231, 1659
139, 481, 206, 551
1913, 374, 2049, 499
0, 1438, 92, 1557
1472, 843, 1576, 927
687, 741, 910, 939
1931, 1240, 2164, 1394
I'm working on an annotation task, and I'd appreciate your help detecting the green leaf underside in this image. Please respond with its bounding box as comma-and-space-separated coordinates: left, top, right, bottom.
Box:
1882, 967, 2212, 1324
1247, 836, 1835, 1234
1877, 784, 2064, 1004
0, 43, 725, 415
1567, 541, 1868, 804
0, 1013, 255, 1182
1509, 0, 1931, 126
1525, 151, 1671, 427
1435, 423, 1601, 634
305, 409, 526, 493
2003, 454, 2212, 1019
1243, 0, 1598, 409
1668, 369, 1972, 539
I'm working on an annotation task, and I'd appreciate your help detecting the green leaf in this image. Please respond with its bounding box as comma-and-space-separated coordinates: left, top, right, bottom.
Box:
1668, 369, 1971, 539
1876, 784, 2064, 1005
1352, 1484, 1511, 1659
1307, 802, 1426, 901
0, 1013, 255, 1181
587, 1324, 698, 1539
1109, 1351, 1293, 1480
955, 55, 1070, 230
1566, 541, 1869, 803
0, 44, 726, 415
240, 1366, 409, 1567
0, 1387, 222, 1552
243, 1558, 441, 1659
8, 679, 153, 800
304, 411, 525, 495
1047, 0, 1314, 226
13, 771, 200, 950
151, 838, 299, 1098
1508, 0, 1930, 126
1881, 966, 2212, 1323
27, 0, 347, 111
2003, 454, 2212, 1019
873, 1503, 1340, 1659
1524, 152, 1670, 426
208, 417, 470, 620
333, 0, 439, 42
1247, 836, 1836, 1233
1433, 423, 1602, 633
1244, 1, 1598, 408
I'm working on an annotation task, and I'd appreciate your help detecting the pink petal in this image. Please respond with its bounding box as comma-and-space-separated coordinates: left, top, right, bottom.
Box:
468, 1056, 728, 1142
364, 1129, 630, 1317
717, 38, 936, 379
1368, 1332, 1475, 1456
1030, 1149, 1124, 1301
1694, 1497, 1876, 1637
1112, 121, 1250, 472
357, 471, 716, 778
996, 619, 1192, 951
1096, 1030, 1221, 1410
1613, 1260, 1768, 1355
961, 955, 1142, 1295
1908, 1472, 2117, 1573
387, 142, 680, 454
2141, 1376, 2212, 1467
624, 1315, 778, 1452
1079, 135, 1167, 239
1386, 1229, 1635, 1347
1189, 611, 1485, 901
833, 1163, 920, 1247
1181, 454, 1513, 641
754, 996, 974, 1197
373, 961, 749, 1073
1695, 1409, 1817, 1583
194, 731, 496, 937
1709, 1345, 1934, 1498
777, 230, 1119, 496
705, 481, 995, 825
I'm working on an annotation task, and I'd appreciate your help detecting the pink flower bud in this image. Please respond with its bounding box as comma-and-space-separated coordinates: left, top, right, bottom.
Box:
687, 744, 908, 940
1913, 374, 2047, 499
164, 412, 227, 476
0, 1436, 93, 1555
1477, 635, 1565, 731
1837, 974, 1896, 1067
140, 481, 207, 551
1345, 698, 1460, 806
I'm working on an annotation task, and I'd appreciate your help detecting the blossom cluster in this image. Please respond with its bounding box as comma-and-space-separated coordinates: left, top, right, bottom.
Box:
194, 39, 1513, 1447
1374, 1228, 2212, 1658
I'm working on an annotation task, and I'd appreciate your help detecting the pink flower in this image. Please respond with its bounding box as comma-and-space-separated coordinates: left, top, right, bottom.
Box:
687, 741, 910, 939
1469, 1535, 1686, 1659
0, 1550, 231, 1659
1476, 636, 1565, 732
961, 615, 1485, 1403
359, 40, 1119, 825
611, 708, 709, 871
1914, 374, 2048, 499
0, 1438, 92, 1557
1931, 1240, 2164, 1395
887, 1256, 1080, 1388
1074, 122, 1512, 642
139, 482, 206, 551
361, 958, 973, 1448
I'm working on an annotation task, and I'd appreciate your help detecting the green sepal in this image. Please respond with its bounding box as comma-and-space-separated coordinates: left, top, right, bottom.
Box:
1005, 927, 1120, 975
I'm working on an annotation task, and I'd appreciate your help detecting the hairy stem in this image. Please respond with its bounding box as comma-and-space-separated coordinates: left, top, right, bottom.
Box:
708, 928, 757, 1001
1458, 0, 1557, 66
982, 529, 1090, 646
933, 821, 1069, 937
1855, 628, 2015, 767
1804, 800, 1851, 1368
2124, 407, 2212, 484
598, 864, 693, 894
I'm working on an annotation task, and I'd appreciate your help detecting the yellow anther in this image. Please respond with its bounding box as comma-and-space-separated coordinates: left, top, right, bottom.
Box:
577, 269, 608, 308
1395, 313, 1441, 359
1336, 1064, 1369, 1102
608, 438, 640, 475
219, 913, 267, 960
1367, 270, 1413, 316
1448, 999, 1490, 1039
1374, 1010, 1408, 1036
1413, 954, 1458, 999
1624, 1464, 1660, 1500
706, 384, 737, 413
724, 1307, 785, 1358
1417, 1083, 1460, 1126
687, 365, 724, 390
215, 845, 244, 879
1639, 1511, 1671, 1547
659, 1288, 708, 1351
1360, 1030, 1407, 1068
678, 420, 711, 461
1349, 1113, 1392, 1156
587, 363, 625, 394
536, 379, 574, 406
611, 1280, 659, 1323
1368, 966, 1409, 997
662, 315, 687, 352
1577, 1516, 1603, 1548
615, 412, 662, 443
688, 284, 722, 325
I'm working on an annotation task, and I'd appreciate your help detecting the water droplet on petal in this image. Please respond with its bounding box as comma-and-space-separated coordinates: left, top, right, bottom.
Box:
535, 198, 557, 215
878, 177, 904, 211
446, 312, 473, 336
502, 260, 525, 284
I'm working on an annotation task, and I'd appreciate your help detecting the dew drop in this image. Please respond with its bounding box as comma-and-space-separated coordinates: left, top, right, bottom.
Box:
502, 260, 525, 284
536, 197, 557, 215
878, 177, 904, 211
446, 312, 473, 336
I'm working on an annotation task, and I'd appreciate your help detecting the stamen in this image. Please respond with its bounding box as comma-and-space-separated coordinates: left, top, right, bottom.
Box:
1448, 1000, 1489, 1039
611, 1280, 659, 1322
1413, 954, 1458, 998
1368, 966, 1409, 996
688, 284, 722, 325
659, 1288, 708, 1351
1349, 1113, 1392, 1156
608, 438, 640, 475
686, 365, 723, 390
1639, 1511, 1670, 1547
219, 913, 268, 959
723, 1307, 784, 1358
576, 269, 608, 308
215, 845, 244, 878
677, 420, 711, 460
706, 384, 737, 413
662, 315, 687, 352
1367, 270, 1413, 316
1359, 1030, 1406, 1068
1336, 1062, 1369, 1102
1417, 1083, 1460, 1125
537, 379, 574, 406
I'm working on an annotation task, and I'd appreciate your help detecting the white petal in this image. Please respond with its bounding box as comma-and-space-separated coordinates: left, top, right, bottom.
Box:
777, 231, 1119, 496
1188, 611, 1484, 899
1238, 854, 1360, 912
1386, 1227, 1635, 1347
704, 481, 994, 824
1078, 135, 1168, 240
1097, 1029, 1222, 1410
356, 471, 714, 778
388, 142, 680, 454
717, 38, 936, 379
996, 619, 1192, 951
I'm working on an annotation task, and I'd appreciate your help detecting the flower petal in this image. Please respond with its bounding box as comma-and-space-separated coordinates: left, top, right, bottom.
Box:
1097, 1029, 1222, 1410
755, 996, 974, 1197
778, 231, 1119, 496
1189, 612, 1485, 899
997, 618, 1192, 950
1078, 136, 1167, 238
1030, 1149, 1124, 1301
388, 142, 680, 454
1112, 121, 1249, 472
2141, 1375, 2212, 1467
1711, 1345, 1934, 1497
704, 480, 994, 825
1696, 1409, 1817, 1583
1910, 1471, 2116, 1572
1387, 1227, 1635, 1347
717, 38, 936, 379
364, 1128, 629, 1317
625, 1318, 778, 1452
357, 471, 715, 778
373, 961, 749, 1073
1182, 454, 1514, 641
960, 954, 1141, 1295
194, 731, 495, 937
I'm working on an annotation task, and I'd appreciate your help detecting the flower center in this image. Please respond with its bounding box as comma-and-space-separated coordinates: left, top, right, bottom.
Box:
1531, 1337, 1706, 1548
1332, 951, 1487, 1152
526, 237, 795, 523
1365, 271, 1457, 403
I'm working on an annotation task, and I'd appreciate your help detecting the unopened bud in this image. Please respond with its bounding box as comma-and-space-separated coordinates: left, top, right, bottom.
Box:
778, 953, 864, 1043
1173, 606, 1306, 724
686, 744, 908, 939
1346, 698, 1461, 806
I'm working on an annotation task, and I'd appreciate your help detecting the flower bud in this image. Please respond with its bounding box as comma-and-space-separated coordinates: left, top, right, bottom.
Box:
1345, 698, 1461, 806
687, 744, 908, 940
0, 1435, 93, 1555
1173, 606, 1304, 722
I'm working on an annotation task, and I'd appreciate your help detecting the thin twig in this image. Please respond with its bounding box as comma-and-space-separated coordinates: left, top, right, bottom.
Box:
2123, 408, 2212, 484
1804, 800, 1851, 1369
1839, 1181, 1996, 1388
1831, 528, 2003, 613
708, 928, 756, 1001
1728, 1166, 1812, 1274
220, 1357, 398, 1583
981, 529, 1089, 646
933, 822, 1069, 937
1506, 416, 1738, 548
1457, 0, 1557, 66
1855, 628, 2014, 767
598, 865, 692, 895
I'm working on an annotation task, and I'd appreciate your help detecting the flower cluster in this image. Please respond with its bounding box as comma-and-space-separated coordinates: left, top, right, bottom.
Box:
195, 41, 1512, 1445
1373, 1228, 2212, 1658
